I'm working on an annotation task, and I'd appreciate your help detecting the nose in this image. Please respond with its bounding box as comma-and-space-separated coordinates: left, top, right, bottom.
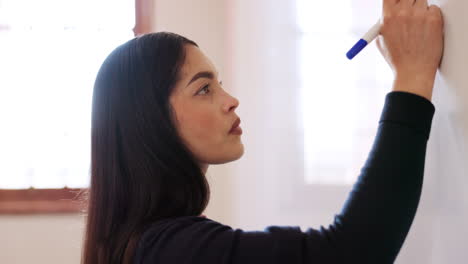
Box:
221, 87, 239, 112
225, 95, 239, 113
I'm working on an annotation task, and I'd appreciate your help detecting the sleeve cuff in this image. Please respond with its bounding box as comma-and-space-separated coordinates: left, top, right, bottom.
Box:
379, 91, 436, 140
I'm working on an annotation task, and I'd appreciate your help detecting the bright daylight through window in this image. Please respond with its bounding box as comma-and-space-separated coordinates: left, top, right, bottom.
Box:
0, 0, 134, 188
296, 0, 393, 185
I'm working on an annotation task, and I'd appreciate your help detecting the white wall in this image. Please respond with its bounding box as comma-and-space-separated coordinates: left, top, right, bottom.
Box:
0, 214, 84, 263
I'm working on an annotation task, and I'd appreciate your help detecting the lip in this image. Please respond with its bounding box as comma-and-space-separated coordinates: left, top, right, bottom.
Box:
230, 126, 242, 135
229, 118, 241, 133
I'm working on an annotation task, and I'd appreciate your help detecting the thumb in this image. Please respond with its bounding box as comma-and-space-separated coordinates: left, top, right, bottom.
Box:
376, 35, 383, 53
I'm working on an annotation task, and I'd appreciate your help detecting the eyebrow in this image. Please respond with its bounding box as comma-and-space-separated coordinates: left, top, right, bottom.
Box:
186, 71, 215, 87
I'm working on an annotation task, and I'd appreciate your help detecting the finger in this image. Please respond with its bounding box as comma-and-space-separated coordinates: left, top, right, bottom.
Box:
428, 4, 442, 15
399, 0, 416, 8
383, 0, 399, 16
428, 5, 444, 27
376, 36, 383, 51
415, 0, 428, 9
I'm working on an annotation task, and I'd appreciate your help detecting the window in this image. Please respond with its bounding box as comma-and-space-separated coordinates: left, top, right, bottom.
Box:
0, 0, 153, 213
0, 0, 135, 189
296, 0, 394, 185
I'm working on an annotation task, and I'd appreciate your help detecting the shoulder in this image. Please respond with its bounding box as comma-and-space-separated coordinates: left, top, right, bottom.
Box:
133, 216, 307, 264
134, 216, 236, 263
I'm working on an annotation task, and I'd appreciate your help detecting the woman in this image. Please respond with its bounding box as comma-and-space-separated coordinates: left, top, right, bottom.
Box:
82, 0, 444, 263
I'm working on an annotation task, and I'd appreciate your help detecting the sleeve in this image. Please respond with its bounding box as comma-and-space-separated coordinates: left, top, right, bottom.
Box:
328, 91, 436, 263
136, 218, 310, 264
137, 91, 436, 264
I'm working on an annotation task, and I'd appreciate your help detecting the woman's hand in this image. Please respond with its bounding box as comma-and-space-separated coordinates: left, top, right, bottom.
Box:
377, 0, 444, 101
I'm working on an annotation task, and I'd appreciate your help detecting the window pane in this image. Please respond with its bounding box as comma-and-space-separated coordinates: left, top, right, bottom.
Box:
297, 0, 393, 184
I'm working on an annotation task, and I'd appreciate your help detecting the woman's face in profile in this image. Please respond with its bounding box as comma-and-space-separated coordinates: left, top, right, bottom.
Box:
170, 45, 244, 173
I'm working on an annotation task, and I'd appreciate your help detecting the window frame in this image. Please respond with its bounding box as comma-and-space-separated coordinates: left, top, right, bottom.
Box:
0, 188, 84, 214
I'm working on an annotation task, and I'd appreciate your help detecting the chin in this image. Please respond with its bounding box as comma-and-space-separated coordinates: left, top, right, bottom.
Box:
231, 143, 245, 160
210, 144, 245, 164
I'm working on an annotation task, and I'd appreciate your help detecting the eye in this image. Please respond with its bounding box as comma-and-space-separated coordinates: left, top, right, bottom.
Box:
197, 84, 210, 95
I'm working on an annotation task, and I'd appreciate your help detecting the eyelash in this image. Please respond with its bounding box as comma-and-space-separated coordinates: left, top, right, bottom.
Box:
198, 84, 210, 95
197, 81, 222, 95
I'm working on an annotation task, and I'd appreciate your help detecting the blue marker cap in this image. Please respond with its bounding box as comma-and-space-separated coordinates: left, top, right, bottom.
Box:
346, 39, 368, 60
346, 20, 381, 60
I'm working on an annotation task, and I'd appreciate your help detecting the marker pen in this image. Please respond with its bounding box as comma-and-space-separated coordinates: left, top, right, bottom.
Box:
346, 20, 381, 60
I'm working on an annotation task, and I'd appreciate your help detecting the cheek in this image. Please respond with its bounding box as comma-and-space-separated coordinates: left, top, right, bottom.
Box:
179, 109, 220, 143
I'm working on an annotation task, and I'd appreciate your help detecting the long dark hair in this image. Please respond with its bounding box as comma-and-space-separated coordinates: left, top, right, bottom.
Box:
81, 32, 210, 264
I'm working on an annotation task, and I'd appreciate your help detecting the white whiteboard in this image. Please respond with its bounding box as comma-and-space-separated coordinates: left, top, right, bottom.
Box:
417, 0, 468, 262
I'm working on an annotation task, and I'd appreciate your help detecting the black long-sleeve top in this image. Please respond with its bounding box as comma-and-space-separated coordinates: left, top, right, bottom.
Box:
134, 91, 436, 264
